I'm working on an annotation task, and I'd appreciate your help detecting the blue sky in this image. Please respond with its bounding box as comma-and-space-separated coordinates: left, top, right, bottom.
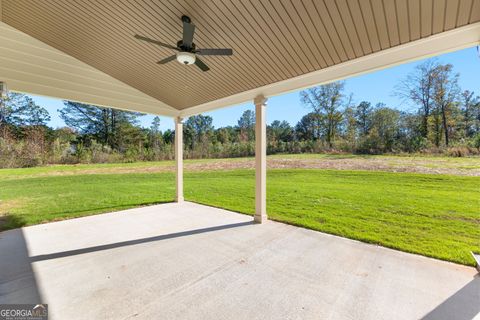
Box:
32, 46, 479, 131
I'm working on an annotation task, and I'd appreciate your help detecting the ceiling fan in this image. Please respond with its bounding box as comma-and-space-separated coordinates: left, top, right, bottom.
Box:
134, 15, 233, 72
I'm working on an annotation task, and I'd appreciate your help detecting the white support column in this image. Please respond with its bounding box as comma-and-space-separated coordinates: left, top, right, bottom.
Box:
174, 117, 184, 203
254, 95, 267, 223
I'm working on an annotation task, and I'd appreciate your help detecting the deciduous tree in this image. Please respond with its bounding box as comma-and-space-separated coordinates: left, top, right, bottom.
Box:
431, 64, 460, 147
396, 59, 437, 139
300, 82, 345, 147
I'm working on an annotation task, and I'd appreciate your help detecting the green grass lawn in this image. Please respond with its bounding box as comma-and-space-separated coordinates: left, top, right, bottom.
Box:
187, 169, 479, 266
1, 162, 479, 266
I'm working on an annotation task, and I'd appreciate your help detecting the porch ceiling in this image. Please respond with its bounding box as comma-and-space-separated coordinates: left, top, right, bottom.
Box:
1, 1, 479, 117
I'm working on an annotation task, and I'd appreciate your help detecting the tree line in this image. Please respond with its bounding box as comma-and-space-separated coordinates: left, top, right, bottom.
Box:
0, 59, 479, 168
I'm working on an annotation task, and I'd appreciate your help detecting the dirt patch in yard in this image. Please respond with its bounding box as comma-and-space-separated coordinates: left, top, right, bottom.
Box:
185, 156, 480, 176
266, 158, 480, 176
4, 156, 480, 178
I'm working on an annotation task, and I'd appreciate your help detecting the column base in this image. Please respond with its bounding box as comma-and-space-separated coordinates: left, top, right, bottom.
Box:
175, 197, 184, 203
254, 214, 267, 224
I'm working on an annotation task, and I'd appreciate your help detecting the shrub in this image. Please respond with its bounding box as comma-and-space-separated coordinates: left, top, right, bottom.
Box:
471, 134, 480, 149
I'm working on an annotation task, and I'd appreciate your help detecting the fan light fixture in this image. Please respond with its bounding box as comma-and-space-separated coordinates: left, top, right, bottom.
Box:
134, 15, 233, 72
176, 52, 196, 65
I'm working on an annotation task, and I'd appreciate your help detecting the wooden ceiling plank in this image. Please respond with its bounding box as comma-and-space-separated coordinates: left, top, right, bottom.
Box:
291, 1, 335, 65
210, 0, 282, 83
444, 0, 461, 30
420, 0, 433, 37
276, 0, 328, 68
218, 0, 288, 83
457, 0, 473, 26
228, 0, 299, 78
242, 0, 308, 70
382, 0, 400, 46
334, 0, 366, 57
243, 0, 311, 73
470, 0, 480, 22
323, 0, 358, 59
358, 0, 382, 51
344, 0, 373, 54
257, 0, 316, 71
395, 0, 410, 43
311, 0, 349, 61
408, 0, 421, 40
232, 2, 298, 77
301, 0, 342, 64
256, 0, 311, 72
239, 0, 307, 73
432, 0, 447, 33
370, 0, 391, 49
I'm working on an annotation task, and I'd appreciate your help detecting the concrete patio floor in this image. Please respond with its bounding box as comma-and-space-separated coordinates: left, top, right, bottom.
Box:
0, 202, 478, 320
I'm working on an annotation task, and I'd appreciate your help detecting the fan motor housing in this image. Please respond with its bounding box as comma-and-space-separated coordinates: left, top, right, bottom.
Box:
177, 40, 195, 51
176, 52, 196, 65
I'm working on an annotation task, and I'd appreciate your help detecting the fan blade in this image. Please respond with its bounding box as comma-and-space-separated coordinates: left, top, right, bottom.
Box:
157, 55, 177, 64
134, 34, 179, 51
197, 48, 233, 56
194, 57, 210, 71
182, 22, 195, 47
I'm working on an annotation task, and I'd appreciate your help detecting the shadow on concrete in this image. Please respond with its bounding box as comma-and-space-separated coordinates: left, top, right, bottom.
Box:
30, 220, 254, 262
421, 275, 480, 320
0, 228, 43, 304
